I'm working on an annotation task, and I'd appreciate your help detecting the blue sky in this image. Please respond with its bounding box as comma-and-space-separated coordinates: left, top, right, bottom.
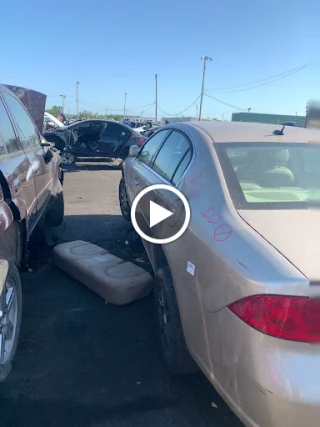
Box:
1, 0, 319, 119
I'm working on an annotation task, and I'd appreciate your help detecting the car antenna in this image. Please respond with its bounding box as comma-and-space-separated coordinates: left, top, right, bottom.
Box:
273, 121, 296, 136
273, 125, 285, 135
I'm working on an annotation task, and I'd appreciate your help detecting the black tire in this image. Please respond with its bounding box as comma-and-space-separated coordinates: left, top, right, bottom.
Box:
30, 210, 55, 247
49, 183, 64, 227
0, 262, 22, 382
154, 266, 198, 375
119, 179, 131, 221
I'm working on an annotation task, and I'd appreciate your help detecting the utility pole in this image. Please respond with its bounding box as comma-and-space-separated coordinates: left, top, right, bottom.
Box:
124, 93, 127, 119
105, 108, 108, 118
60, 94, 66, 112
76, 81, 80, 119
155, 74, 158, 123
199, 56, 212, 121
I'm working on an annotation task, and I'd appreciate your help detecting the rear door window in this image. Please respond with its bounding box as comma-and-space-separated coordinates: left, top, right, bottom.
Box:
172, 149, 192, 185
101, 122, 129, 139
0, 97, 19, 154
138, 130, 170, 165
2, 92, 41, 150
151, 131, 191, 182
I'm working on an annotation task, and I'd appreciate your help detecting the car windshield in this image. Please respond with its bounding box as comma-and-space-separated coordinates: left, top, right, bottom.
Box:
216, 143, 320, 209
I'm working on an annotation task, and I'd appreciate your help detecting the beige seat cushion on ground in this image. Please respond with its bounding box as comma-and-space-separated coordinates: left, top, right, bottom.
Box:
53, 240, 153, 305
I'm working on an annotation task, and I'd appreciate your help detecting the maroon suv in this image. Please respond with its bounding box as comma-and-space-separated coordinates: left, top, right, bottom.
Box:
0, 84, 64, 381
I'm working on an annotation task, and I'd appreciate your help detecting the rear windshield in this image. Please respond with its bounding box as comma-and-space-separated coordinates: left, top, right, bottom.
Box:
215, 143, 320, 209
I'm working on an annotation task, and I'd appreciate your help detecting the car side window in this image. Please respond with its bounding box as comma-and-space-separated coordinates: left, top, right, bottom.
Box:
0, 97, 19, 154
2, 92, 41, 150
138, 130, 170, 165
152, 131, 191, 182
172, 149, 192, 185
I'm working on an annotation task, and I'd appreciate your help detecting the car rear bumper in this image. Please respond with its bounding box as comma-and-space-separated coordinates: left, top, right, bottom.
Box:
203, 308, 320, 427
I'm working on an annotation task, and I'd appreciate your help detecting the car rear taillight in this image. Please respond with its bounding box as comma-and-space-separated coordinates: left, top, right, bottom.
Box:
138, 138, 146, 146
228, 295, 320, 343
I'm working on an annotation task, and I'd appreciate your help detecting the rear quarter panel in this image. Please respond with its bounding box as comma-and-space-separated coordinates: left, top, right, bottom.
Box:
161, 125, 309, 377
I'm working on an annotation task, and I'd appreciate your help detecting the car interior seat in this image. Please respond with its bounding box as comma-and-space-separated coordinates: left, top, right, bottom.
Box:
236, 148, 294, 188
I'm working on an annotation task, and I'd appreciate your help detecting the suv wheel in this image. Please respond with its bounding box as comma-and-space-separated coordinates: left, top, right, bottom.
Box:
31, 210, 55, 247
0, 262, 22, 382
154, 266, 198, 375
49, 182, 64, 227
60, 152, 75, 166
119, 179, 131, 221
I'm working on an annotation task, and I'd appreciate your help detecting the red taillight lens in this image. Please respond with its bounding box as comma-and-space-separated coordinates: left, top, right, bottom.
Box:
228, 295, 320, 343
138, 138, 146, 146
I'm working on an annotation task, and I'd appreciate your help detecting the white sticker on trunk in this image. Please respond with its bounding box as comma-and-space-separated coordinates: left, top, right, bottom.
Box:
187, 261, 195, 276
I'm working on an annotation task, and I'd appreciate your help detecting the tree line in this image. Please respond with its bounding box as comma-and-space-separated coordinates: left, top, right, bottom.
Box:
45, 105, 123, 121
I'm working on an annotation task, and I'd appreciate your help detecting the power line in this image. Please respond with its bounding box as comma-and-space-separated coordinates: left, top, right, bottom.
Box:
206, 65, 308, 93
127, 102, 155, 112
204, 93, 247, 111
72, 97, 155, 113
158, 96, 201, 116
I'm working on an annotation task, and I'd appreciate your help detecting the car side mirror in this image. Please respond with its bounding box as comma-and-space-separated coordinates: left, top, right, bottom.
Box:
129, 145, 140, 158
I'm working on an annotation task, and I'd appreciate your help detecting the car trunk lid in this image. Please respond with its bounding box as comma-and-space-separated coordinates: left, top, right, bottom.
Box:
238, 209, 320, 282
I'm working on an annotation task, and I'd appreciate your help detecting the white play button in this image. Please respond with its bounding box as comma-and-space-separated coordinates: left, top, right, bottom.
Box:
149, 200, 173, 228
131, 184, 191, 245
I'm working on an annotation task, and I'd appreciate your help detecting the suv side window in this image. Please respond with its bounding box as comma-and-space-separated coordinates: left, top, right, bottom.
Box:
152, 131, 191, 182
2, 92, 40, 150
0, 97, 19, 154
139, 130, 170, 165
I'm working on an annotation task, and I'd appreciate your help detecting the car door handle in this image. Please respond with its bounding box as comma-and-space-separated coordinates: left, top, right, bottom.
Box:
13, 178, 21, 193
134, 178, 139, 186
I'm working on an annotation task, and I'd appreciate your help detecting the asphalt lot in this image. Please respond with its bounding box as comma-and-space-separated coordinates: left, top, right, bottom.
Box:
0, 161, 243, 427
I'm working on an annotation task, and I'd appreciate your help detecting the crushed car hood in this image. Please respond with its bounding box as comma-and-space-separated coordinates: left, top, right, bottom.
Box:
3, 84, 46, 134
238, 209, 320, 282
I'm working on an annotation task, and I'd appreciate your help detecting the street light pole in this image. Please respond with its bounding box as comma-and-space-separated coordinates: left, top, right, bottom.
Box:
76, 81, 80, 119
155, 74, 158, 123
124, 93, 127, 119
199, 56, 212, 121
60, 94, 66, 112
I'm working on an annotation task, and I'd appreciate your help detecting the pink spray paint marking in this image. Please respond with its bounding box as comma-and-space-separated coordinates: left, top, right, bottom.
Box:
201, 206, 233, 242
186, 167, 205, 197
214, 224, 233, 242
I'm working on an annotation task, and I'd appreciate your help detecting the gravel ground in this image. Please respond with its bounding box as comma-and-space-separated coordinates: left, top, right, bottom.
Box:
0, 162, 243, 427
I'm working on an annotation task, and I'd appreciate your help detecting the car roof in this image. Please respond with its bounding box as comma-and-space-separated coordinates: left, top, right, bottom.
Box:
65, 119, 122, 128
170, 121, 320, 144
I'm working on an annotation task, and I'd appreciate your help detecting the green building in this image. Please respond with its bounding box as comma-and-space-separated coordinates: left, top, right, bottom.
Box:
232, 112, 306, 128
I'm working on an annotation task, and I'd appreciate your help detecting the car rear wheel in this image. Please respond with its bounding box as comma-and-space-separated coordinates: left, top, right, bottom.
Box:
0, 262, 22, 382
154, 266, 198, 375
60, 152, 76, 166
119, 179, 131, 221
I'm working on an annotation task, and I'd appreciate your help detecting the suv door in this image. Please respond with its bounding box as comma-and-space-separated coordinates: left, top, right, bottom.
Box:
0, 95, 38, 235
99, 122, 131, 155
2, 91, 54, 219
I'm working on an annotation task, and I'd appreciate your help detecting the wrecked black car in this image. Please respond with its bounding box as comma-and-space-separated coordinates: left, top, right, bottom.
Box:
43, 119, 147, 166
